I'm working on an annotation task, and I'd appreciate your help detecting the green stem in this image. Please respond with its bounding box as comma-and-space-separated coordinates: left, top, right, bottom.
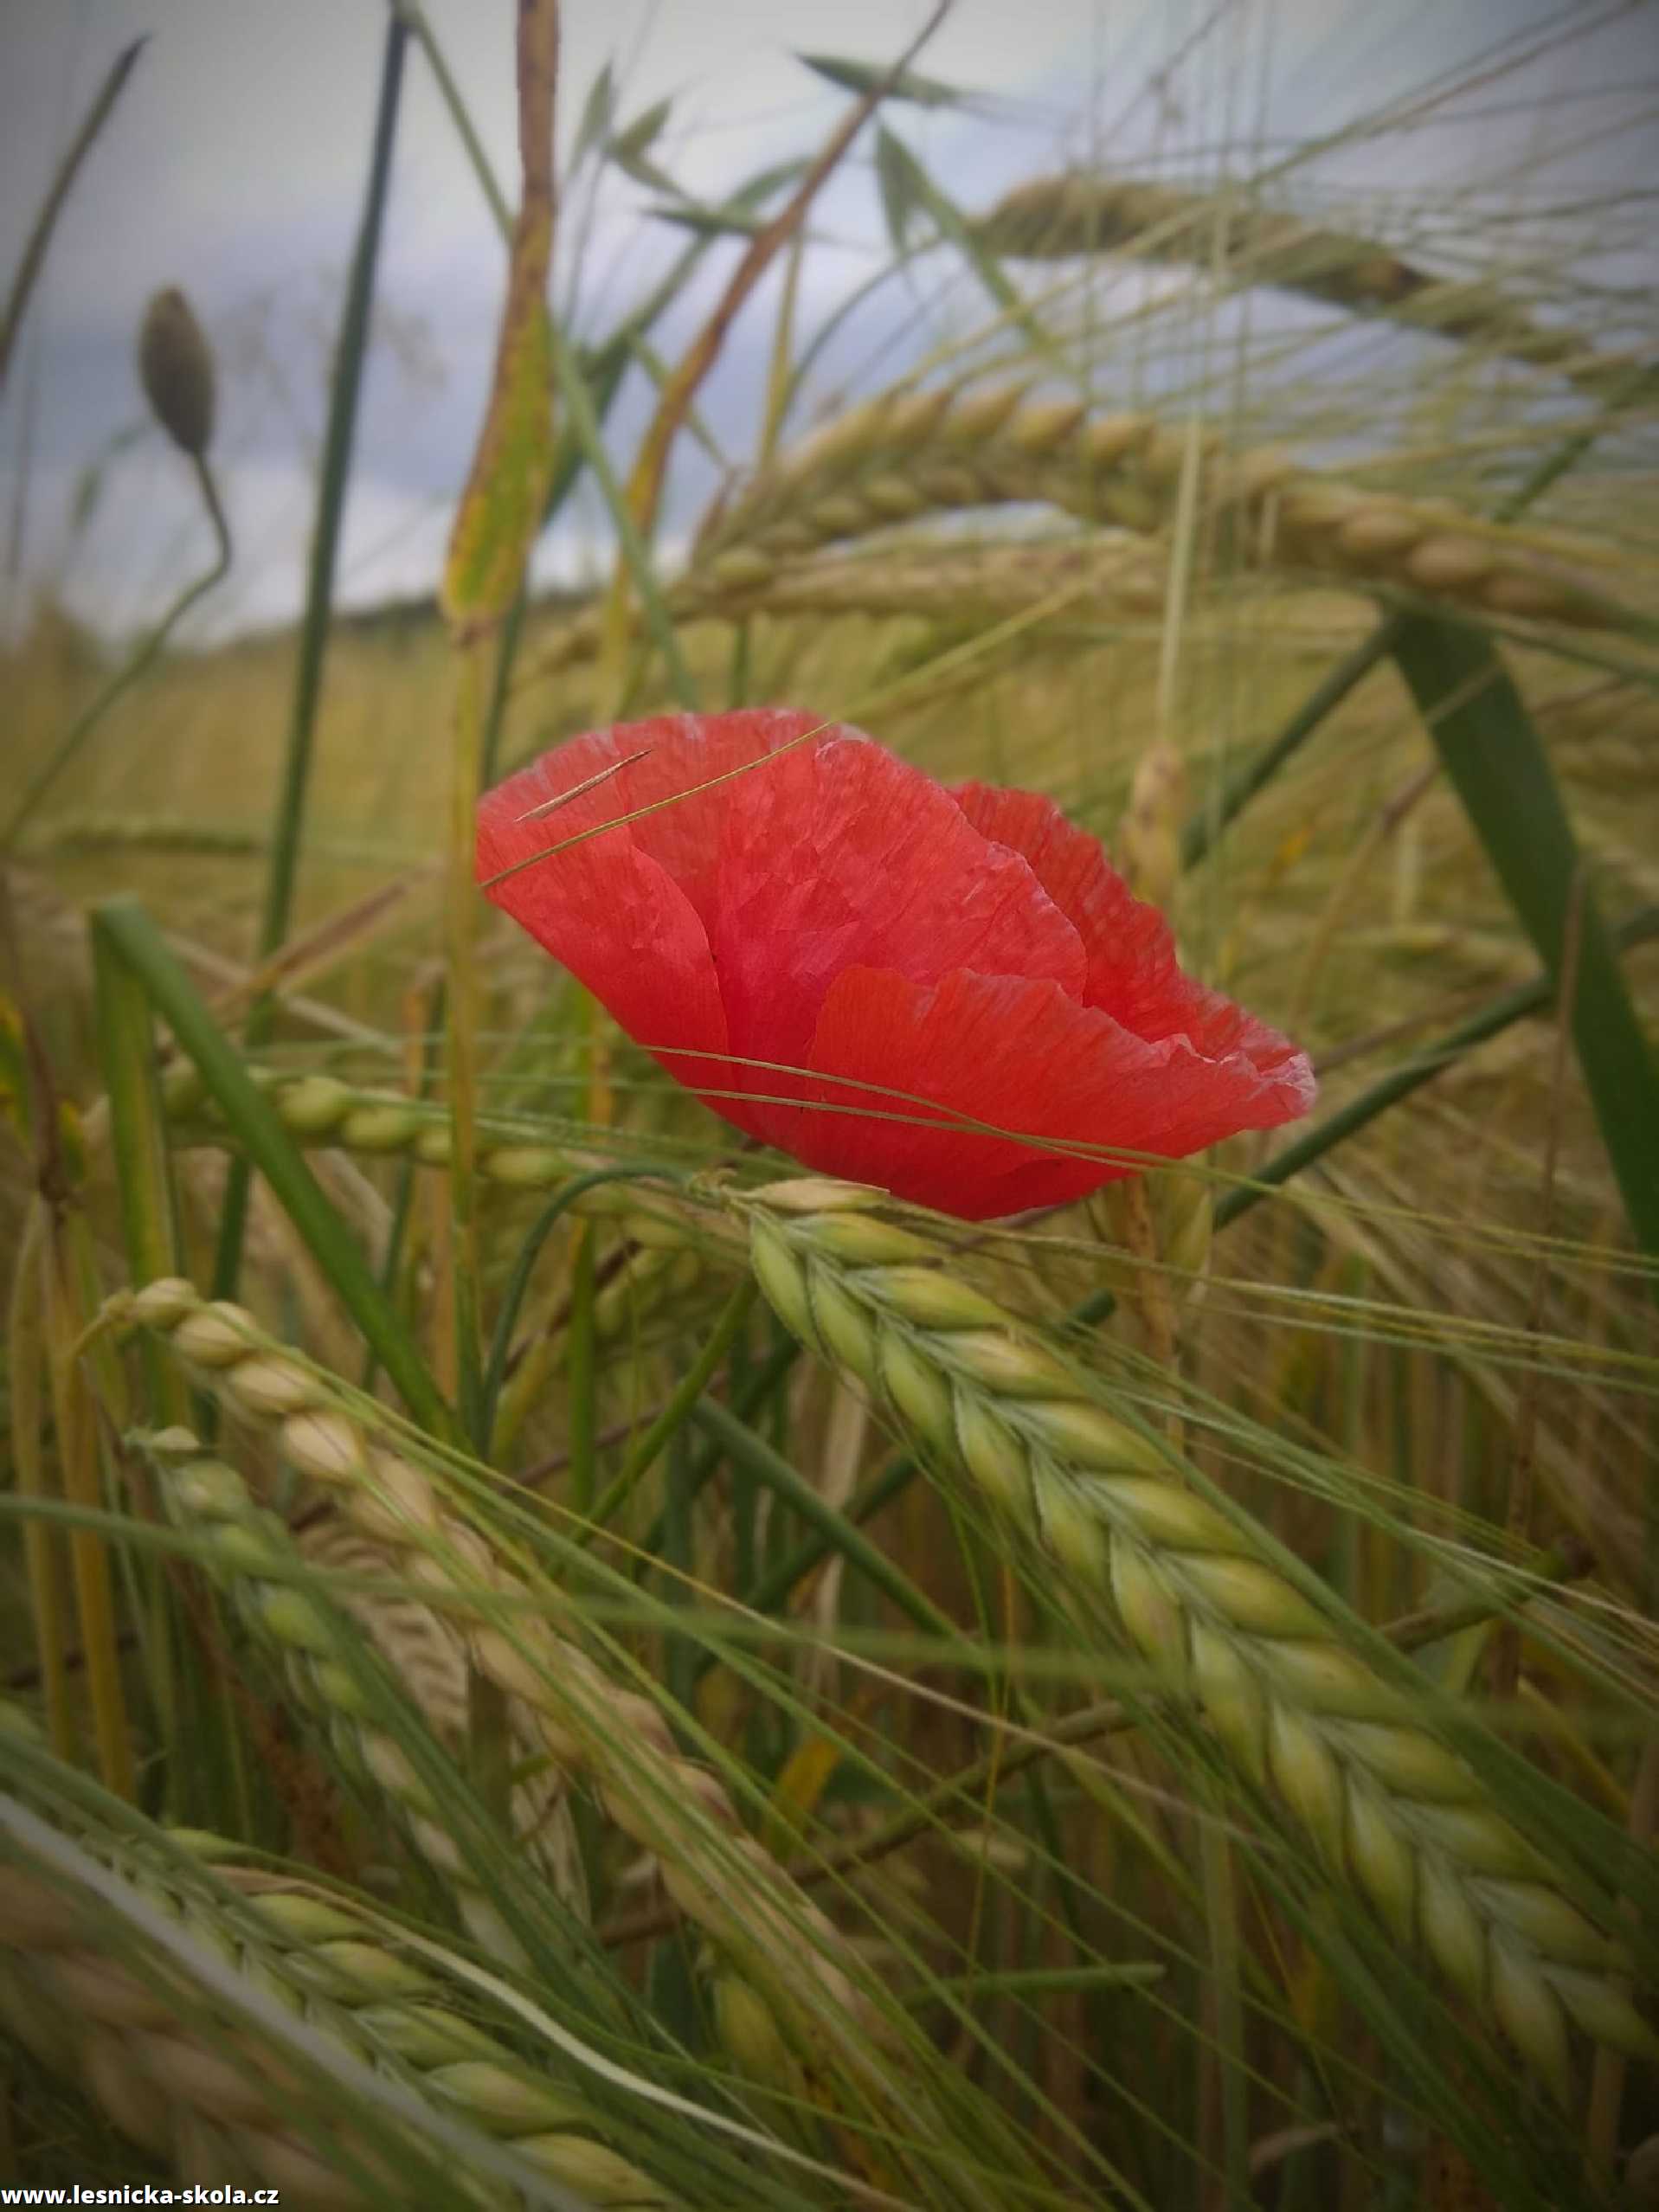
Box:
582, 1276, 756, 1536
690, 1400, 959, 1646
213, 12, 408, 1302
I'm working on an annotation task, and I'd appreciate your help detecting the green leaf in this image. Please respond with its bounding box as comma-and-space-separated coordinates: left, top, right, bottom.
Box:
608, 95, 678, 195
800, 50, 968, 109
1392, 611, 1659, 1281
93, 898, 453, 1436
647, 203, 770, 240
874, 124, 921, 253
611, 93, 672, 161
569, 57, 614, 169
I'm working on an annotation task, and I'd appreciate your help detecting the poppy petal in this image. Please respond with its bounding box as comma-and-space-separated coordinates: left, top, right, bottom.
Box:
951, 779, 1263, 1057
482, 708, 816, 931
774, 963, 1315, 1219
477, 757, 732, 1096
711, 736, 1085, 1078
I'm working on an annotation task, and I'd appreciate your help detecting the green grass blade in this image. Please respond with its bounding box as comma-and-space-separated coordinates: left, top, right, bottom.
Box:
0, 36, 146, 391
690, 1399, 961, 1646
89, 916, 186, 1422
94, 898, 452, 1436
1392, 612, 1659, 1275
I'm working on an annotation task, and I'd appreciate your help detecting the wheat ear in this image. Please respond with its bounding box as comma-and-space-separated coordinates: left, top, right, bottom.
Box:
689, 384, 1637, 634
115, 1281, 1012, 2209
0, 1813, 678, 2208
738, 1178, 1656, 2101
134, 1429, 587, 1956
973, 175, 1643, 402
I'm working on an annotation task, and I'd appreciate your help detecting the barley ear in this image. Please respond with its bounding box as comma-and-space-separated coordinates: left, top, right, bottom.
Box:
738, 1182, 1657, 2098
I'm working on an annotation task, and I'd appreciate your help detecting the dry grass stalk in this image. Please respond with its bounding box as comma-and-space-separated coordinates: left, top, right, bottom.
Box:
0, 1810, 676, 2208
691, 384, 1640, 634
973, 174, 1644, 401
116, 1286, 1002, 2206
740, 1178, 1656, 2100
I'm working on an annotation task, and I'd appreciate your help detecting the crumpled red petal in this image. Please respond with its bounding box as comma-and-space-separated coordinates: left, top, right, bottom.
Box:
478, 711, 1315, 1218
755, 963, 1310, 1218
711, 734, 1083, 1079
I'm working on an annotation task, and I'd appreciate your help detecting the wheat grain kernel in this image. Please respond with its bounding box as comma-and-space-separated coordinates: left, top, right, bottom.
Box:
1415, 1804, 1551, 1882
482, 1145, 565, 1187
1177, 1555, 1330, 1638
1336, 505, 1422, 560
1032, 1398, 1167, 1472
1337, 1720, 1473, 1801
915, 461, 986, 506
953, 1393, 1031, 1515
1261, 1639, 1400, 1717
1268, 1705, 1346, 1869
173, 1305, 255, 1368
748, 1219, 820, 1353
809, 492, 871, 536
225, 1355, 323, 1420
1475, 1880, 1612, 1965
1189, 1625, 1266, 1783
339, 1103, 421, 1153
884, 388, 954, 447
807, 1269, 881, 1392
1489, 1940, 1571, 2101
278, 1411, 364, 1486
945, 1328, 1075, 1398
257, 1586, 338, 1658
274, 1075, 355, 1135
1006, 397, 1088, 455
942, 383, 1029, 442
1096, 1477, 1244, 1553
1421, 1856, 1489, 2006
1347, 1779, 1417, 1937
860, 1265, 1008, 1330
707, 547, 774, 591
803, 1212, 936, 1266
1548, 1967, 1659, 2059
1081, 412, 1151, 468
1112, 1543, 1189, 1682
1034, 1469, 1112, 1580
878, 1330, 956, 1452
1406, 534, 1496, 591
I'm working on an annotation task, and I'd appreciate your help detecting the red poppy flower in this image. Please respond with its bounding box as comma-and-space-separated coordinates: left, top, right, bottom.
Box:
476, 709, 1314, 1220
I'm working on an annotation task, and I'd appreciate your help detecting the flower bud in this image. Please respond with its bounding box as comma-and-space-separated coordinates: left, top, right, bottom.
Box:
137, 287, 215, 459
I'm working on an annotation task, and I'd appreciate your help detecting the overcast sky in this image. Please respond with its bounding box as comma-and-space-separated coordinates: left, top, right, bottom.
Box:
3, 0, 1656, 640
